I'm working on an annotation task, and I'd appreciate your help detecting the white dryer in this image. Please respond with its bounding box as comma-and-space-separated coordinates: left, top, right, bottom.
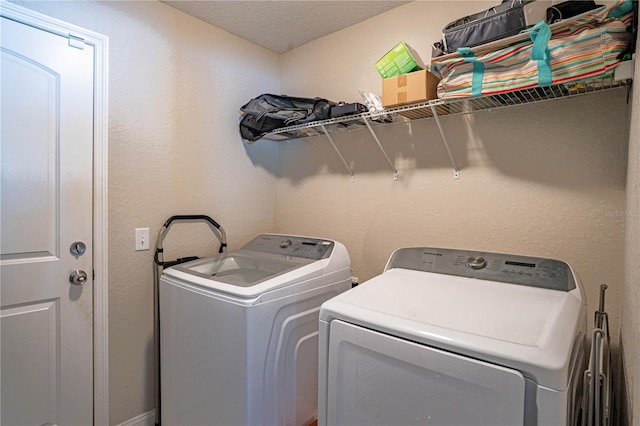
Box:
318, 247, 587, 426
160, 234, 351, 426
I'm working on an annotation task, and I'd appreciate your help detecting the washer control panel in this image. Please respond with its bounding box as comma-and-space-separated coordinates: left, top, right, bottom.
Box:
242, 234, 334, 260
386, 247, 575, 291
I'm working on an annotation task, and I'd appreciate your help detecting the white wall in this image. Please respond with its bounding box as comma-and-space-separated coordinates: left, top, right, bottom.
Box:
278, 0, 629, 355
12, 1, 281, 424
621, 29, 640, 425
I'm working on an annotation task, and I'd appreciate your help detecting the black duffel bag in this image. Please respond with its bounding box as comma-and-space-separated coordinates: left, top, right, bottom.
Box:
239, 94, 336, 142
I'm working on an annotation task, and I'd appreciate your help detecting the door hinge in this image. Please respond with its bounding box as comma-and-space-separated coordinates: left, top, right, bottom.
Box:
68, 33, 86, 50
92, 269, 95, 281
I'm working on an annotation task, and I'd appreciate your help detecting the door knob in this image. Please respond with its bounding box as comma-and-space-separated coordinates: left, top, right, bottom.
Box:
69, 270, 88, 285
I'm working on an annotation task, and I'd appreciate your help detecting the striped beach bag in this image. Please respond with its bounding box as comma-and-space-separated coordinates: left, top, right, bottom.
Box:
431, 0, 634, 99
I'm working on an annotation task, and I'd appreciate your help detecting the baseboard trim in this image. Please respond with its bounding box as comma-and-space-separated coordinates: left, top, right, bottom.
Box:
117, 410, 155, 426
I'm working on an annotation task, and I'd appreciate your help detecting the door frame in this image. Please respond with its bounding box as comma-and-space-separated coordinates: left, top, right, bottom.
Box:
0, 3, 110, 425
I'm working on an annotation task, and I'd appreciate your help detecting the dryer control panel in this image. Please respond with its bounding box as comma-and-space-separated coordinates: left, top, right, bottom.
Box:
386, 247, 576, 291
242, 234, 334, 260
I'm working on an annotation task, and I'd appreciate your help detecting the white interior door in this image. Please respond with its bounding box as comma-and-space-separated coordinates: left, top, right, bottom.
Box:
1, 15, 94, 426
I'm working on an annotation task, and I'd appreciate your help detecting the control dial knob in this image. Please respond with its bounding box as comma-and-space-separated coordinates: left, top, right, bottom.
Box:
466, 256, 487, 270
279, 239, 292, 249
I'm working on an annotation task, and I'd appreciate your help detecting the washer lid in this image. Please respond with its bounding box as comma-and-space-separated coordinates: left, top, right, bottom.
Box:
320, 267, 584, 390
175, 252, 308, 287
164, 251, 322, 298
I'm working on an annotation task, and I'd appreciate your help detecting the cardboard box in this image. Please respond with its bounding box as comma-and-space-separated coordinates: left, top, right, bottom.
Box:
375, 42, 424, 79
382, 69, 440, 108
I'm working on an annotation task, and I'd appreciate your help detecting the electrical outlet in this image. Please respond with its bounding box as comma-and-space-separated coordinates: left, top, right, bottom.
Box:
135, 228, 149, 251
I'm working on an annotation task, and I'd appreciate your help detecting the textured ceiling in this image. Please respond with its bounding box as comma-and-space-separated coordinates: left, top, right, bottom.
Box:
162, 1, 412, 53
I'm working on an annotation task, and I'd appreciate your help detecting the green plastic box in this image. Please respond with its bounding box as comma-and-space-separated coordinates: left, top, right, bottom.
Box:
375, 42, 424, 79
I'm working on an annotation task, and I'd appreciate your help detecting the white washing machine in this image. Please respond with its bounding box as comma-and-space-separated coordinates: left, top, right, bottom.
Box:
318, 247, 587, 426
160, 233, 351, 426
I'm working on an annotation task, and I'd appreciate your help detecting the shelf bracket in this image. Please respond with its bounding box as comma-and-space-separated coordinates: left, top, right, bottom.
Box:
363, 117, 398, 181
320, 124, 355, 182
430, 104, 460, 179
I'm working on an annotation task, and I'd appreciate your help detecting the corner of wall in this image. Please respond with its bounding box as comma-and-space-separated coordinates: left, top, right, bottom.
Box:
273, 52, 285, 233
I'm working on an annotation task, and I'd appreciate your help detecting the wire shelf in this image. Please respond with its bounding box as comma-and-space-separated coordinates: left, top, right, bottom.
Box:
259, 73, 631, 181
262, 75, 631, 142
